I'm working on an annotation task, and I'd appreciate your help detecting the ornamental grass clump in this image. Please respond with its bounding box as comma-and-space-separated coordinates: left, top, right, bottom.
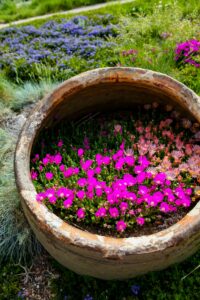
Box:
31, 104, 200, 237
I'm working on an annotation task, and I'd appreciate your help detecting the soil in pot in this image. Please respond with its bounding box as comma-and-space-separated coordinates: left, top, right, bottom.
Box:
30, 103, 200, 238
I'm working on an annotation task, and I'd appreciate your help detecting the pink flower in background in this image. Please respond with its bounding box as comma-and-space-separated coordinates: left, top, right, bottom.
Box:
57, 140, 63, 147
63, 168, 73, 178
59, 164, 65, 172
78, 148, 84, 157
160, 202, 170, 213
54, 153, 62, 165
76, 190, 85, 200
101, 156, 111, 165
124, 156, 134, 166
114, 124, 122, 134
95, 207, 106, 217
45, 172, 54, 180
154, 173, 166, 185
109, 207, 119, 218
87, 169, 95, 178
136, 217, 145, 226
63, 198, 73, 209
43, 157, 49, 165
116, 220, 127, 232
77, 208, 85, 219
73, 167, 79, 175
36, 192, 46, 202
82, 159, 93, 171
120, 202, 129, 212
95, 166, 102, 174
57, 187, 72, 198
31, 170, 38, 180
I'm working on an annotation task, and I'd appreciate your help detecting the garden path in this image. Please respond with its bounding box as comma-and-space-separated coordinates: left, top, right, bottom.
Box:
0, 0, 134, 29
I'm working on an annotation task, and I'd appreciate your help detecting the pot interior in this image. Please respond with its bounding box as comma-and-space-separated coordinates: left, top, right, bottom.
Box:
39, 81, 196, 134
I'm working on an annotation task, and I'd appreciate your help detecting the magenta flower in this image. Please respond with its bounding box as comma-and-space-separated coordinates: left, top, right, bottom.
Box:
76, 190, 85, 200
45, 188, 56, 203
105, 186, 112, 195
96, 187, 103, 197
63, 167, 73, 178
87, 169, 95, 178
120, 202, 129, 212
109, 207, 119, 218
57, 187, 72, 198
77, 208, 85, 219
95, 166, 102, 174
123, 174, 137, 186
82, 160, 93, 171
136, 172, 146, 184
116, 220, 127, 232
78, 148, 84, 157
42, 157, 49, 165
138, 156, 150, 168
63, 197, 73, 208
138, 185, 149, 196
181, 197, 191, 207
124, 156, 134, 166
59, 164, 65, 172
57, 140, 63, 147
154, 173, 166, 185
107, 194, 116, 205
160, 202, 170, 213
134, 165, 144, 174
54, 154, 62, 165
39, 165, 43, 171
126, 192, 137, 202
31, 170, 38, 180
115, 158, 125, 170
36, 192, 46, 202
147, 195, 158, 207
95, 207, 106, 217
77, 178, 87, 187
45, 172, 54, 180
152, 191, 164, 203
73, 167, 79, 175
136, 217, 145, 226
102, 156, 111, 165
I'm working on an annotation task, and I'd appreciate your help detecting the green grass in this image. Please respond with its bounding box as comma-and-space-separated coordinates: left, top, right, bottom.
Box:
108, 0, 200, 94
0, 0, 115, 23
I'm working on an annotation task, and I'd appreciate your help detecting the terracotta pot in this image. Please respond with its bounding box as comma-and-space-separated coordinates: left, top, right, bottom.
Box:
15, 67, 200, 280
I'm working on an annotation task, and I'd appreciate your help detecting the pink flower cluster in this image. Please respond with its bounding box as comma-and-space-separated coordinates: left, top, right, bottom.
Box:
31, 107, 200, 235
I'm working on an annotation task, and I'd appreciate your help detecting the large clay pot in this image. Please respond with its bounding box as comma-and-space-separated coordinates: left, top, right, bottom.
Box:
15, 68, 200, 280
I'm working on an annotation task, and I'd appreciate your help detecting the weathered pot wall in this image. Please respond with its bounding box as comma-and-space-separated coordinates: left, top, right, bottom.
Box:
15, 68, 200, 279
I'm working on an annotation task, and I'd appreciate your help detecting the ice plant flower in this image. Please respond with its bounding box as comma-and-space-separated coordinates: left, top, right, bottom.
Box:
109, 207, 119, 218
77, 208, 85, 219
31, 170, 38, 180
95, 207, 106, 217
45, 172, 54, 180
32, 105, 199, 236
63, 198, 73, 209
54, 154, 62, 165
136, 217, 145, 226
116, 220, 127, 232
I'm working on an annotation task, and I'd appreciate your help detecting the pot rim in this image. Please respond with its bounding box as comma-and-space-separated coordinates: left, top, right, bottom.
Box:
15, 67, 200, 257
